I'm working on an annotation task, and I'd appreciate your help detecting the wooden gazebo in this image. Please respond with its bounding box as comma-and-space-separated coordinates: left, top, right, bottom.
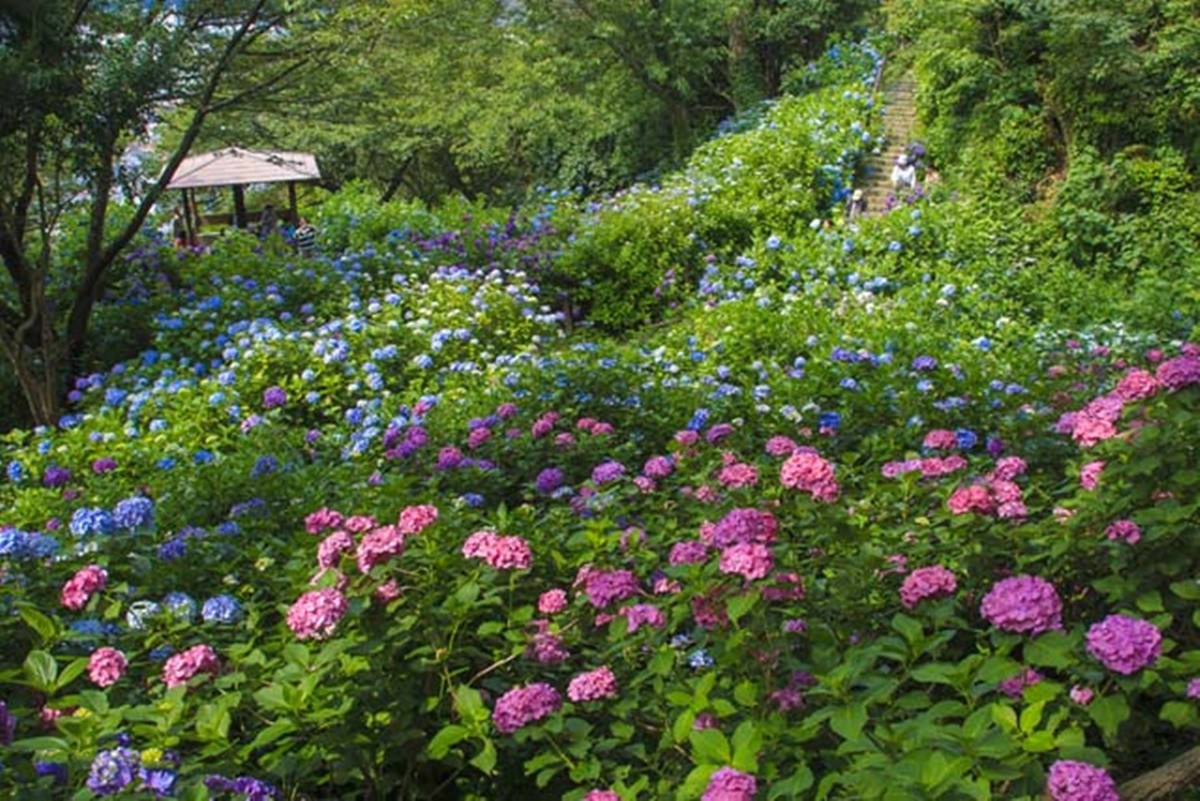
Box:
166, 147, 321, 242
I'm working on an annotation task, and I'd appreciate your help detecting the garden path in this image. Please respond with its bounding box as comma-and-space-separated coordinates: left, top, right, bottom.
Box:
859, 75, 918, 215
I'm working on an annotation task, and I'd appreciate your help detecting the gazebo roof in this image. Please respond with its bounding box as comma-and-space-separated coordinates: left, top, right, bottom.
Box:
166, 147, 321, 190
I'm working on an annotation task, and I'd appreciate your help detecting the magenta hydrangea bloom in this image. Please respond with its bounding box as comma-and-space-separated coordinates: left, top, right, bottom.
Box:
162, 644, 219, 688
1046, 760, 1119, 801
87, 647, 128, 688
396, 504, 438, 535
1155, 354, 1200, 389
286, 588, 348, 640
620, 603, 666, 632
567, 666, 618, 702
899, 565, 957, 609
538, 589, 568, 614
669, 540, 710, 566
356, 525, 406, 573
1104, 519, 1141, 544
580, 568, 641, 608
780, 451, 839, 501
702, 766, 757, 801
462, 531, 532, 570
1187, 678, 1200, 699
492, 682, 561, 734
718, 542, 773, 582
1080, 460, 1105, 490
1086, 614, 1161, 674
305, 507, 344, 535
979, 575, 1062, 634
61, 564, 108, 611
584, 791, 621, 801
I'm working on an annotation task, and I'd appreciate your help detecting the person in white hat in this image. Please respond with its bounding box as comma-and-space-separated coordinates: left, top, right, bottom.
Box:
848, 188, 868, 220
891, 152, 917, 192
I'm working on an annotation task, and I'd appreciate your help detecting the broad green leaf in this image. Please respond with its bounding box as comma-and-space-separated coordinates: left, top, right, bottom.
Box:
689, 728, 732, 764
23, 650, 57, 693
470, 737, 497, 775
1087, 694, 1130, 740
829, 703, 867, 741
1024, 631, 1074, 668
427, 724, 469, 759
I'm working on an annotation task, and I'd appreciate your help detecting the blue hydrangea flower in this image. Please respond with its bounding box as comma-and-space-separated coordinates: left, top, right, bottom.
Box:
6, 460, 25, 483
161, 592, 197, 623
86, 747, 140, 795
113, 496, 155, 531
202, 595, 244, 625
70, 507, 117, 538
687, 649, 715, 669
955, 428, 978, 450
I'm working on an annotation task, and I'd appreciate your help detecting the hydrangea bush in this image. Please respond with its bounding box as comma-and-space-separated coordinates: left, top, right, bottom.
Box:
0, 40, 1198, 801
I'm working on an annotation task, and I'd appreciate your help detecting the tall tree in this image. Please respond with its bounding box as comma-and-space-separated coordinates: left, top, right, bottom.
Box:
0, 0, 318, 425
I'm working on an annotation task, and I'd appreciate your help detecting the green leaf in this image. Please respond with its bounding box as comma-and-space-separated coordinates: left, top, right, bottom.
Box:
1136, 591, 1165, 613
1024, 631, 1074, 668
689, 728, 732, 765
1023, 730, 1057, 752
1169, 580, 1200, 600
731, 720, 762, 772
679, 764, 719, 800
1160, 700, 1198, 728
54, 656, 89, 692
909, 662, 956, 685
427, 724, 469, 759
453, 685, 488, 726
829, 703, 867, 741
18, 605, 59, 644
733, 680, 758, 707
1087, 694, 1130, 740
23, 650, 57, 693
727, 590, 758, 624
673, 710, 697, 744
1019, 700, 1046, 734
990, 703, 1018, 733
891, 613, 923, 646
768, 765, 815, 798
470, 737, 497, 775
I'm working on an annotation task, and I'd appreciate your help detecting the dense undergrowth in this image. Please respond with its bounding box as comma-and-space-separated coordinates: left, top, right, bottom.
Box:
1, 41, 1199, 800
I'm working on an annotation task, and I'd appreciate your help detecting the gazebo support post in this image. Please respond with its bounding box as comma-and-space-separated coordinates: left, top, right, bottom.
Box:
287, 181, 298, 226
232, 184, 248, 229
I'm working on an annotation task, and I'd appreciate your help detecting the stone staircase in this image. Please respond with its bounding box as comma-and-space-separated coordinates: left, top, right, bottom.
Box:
858, 76, 918, 216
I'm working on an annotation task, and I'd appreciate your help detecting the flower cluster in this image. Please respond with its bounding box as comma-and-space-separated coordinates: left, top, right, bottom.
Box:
87, 647, 128, 688
899, 565, 957, 609
162, 644, 220, 688
567, 666, 618, 702
780, 450, 839, 501
461, 530, 532, 570
979, 575, 1062, 634
1046, 760, 1119, 801
62, 564, 108, 610
491, 682, 562, 734
1086, 614, 1161, 674
287, 588, 349, 640
702, 766, 758, 801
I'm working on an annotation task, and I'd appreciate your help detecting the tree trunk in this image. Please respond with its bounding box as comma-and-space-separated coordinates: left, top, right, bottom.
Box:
1120, 745, 1200, 801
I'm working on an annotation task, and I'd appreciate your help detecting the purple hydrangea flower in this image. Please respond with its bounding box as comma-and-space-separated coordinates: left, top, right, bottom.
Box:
979, 575, 1062, 634
87, 747, 140, 795
1046, 760, 1119, 801
1086, 614, 1161, 675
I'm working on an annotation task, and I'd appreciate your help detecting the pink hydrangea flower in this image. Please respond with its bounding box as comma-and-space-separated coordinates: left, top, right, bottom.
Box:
538, 589, 568, 614
1187, 678, 1200, 699
461, 531, 532, 570
1086, 614, 1161, 674
356, 525, 406, 573
702, 767, 757, 801
584, 791, 621, 801
765, 436, 797, 457
162, 644, 220, 688
1104, 519, 1141, 544
1046, 760, 1119, 801
1080, 461, 1105, 490
528, 628, 570, 664
991, 456, 1028, 481
669, 540, 710, 566
397, 504, 438, 535
642, 455, 674, 478
317, 530, 354, 569
619, 603, 666, 632
61, 564, 108, 611
1071, 416, 1117, 448
580, 569, 641, 608
980, 575, 1063, 634
947, 484, 994, 516
899, 566, 957, 609
920, 455, 967, 478
761, 572, 806, 602
780, 451, 839, 501
373, 579, 402, 603
718, 542, 773, 581
1070, 685, 1094, 705
87, 647, 128, 688
567, 666, 618, 702
999, 667, 1041, 698
343, 515, 377, 534
492, 683, 561, 734
1114, 368, 1160, 401
287, 588, 349, 640
717, 463, 758, 488
304, 507, 344, 535
922, 429, 958, 450
705, 508, 777, 547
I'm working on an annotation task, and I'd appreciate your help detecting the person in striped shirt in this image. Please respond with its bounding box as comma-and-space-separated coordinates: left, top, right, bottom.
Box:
294, 217, 318, 257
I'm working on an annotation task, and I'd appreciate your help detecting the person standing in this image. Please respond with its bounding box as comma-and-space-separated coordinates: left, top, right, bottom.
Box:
847, 188, 868, 221
891, 153, 917, 192
294, 217, 318, 258
258, 204, 278, 240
